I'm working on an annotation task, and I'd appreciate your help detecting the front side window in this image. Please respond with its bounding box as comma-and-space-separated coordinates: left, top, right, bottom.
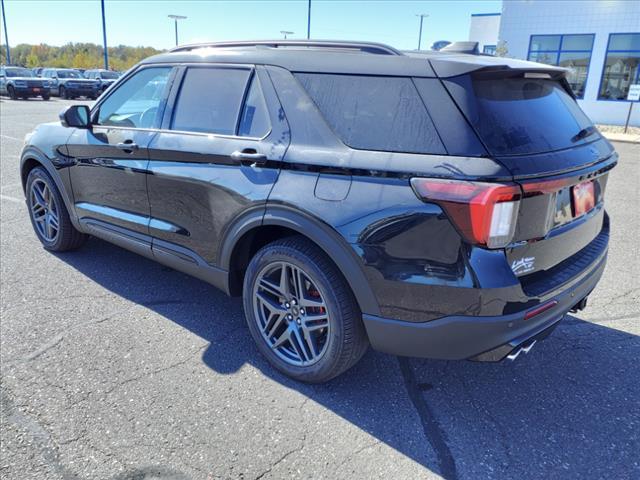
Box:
295, 73, 445, 155
598, 33, 640, 101
528, 34, 594, 98
171, 67, 251, 135
96, 67, 171, 128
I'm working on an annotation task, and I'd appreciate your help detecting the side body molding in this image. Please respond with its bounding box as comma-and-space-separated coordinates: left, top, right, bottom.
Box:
218, 205, 381, 316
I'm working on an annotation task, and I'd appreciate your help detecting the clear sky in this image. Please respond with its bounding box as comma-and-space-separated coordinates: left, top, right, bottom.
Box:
1, 0, 502, 51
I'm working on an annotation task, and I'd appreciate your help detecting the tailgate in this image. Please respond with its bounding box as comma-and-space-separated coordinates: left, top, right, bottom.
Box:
506, 164, 612, 277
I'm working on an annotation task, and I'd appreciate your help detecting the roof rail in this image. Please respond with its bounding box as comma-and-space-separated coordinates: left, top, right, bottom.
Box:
169, 40, 403, 56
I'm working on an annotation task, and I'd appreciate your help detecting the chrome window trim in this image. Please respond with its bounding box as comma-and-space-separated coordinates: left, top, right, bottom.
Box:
91, 124, 270, 142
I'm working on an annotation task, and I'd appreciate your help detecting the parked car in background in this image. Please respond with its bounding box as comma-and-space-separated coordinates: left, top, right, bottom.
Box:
0, 66, 50, 100
20, 40, 617, 383
41, 68, 100, 99
84, 69, 121, 93
32, 67, 44, 77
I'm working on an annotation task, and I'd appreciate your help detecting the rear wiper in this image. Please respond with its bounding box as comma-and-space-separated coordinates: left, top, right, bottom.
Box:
571, 125, 598, 143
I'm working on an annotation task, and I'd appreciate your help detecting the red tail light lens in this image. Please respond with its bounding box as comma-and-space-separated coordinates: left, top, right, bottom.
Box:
410, 178, 521, 248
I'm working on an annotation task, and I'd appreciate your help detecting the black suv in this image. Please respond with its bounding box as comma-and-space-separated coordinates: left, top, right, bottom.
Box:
20, 41, 617, 382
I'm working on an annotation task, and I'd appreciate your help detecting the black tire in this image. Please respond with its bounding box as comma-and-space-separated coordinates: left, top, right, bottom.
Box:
42, 94, 50, 101
243, 236, 369, 383
26, 167, 87, 252
59, 86, 66, 99
7, 85, 17, 100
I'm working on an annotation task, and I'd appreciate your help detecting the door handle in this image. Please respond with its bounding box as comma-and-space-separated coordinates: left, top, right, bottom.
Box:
231, 149, 268, 166
116, 141, 139, 152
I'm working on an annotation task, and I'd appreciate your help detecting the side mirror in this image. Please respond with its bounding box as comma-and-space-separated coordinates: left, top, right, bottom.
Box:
59, 105, 91, 129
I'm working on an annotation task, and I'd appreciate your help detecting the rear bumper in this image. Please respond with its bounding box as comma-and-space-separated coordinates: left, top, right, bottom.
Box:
362, 249, 606, 360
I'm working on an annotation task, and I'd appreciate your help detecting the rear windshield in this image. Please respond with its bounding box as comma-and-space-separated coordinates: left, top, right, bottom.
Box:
296, 73, 446, 155
445, 75, 596, 156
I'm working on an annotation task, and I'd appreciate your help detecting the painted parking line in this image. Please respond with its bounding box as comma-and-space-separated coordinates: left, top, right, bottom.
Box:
1, 134, 23, 142
0, 194, 23, 204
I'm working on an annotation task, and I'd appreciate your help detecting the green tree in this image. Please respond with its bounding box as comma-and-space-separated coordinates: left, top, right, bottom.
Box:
26, 53, 39, 68
0, 42, 163, 70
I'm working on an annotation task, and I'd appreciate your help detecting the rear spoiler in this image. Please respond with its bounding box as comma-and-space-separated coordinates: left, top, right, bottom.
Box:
430, 60, 574, 99
429, 55, 568, 79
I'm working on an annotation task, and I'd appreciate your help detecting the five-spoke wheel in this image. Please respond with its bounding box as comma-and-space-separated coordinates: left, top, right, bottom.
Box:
253, 261, 331, 366
29, 178, 60, 243
25, 167, 86, 251
244, 236, 368, 383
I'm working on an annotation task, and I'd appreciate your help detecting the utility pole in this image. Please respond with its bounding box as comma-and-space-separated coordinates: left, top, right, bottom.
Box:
307, 0, 311, 39
168, 15, 187, 47
101, 0, 109, 69
416, 13, 428, 50
280, 30, 294, 39
1, 0, 10, 64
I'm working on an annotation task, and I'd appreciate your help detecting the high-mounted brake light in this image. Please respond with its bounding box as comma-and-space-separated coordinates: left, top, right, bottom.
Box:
410, 178, 521, 249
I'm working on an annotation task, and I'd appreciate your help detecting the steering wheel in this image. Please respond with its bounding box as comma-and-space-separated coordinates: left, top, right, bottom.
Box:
138, 106, 158, 129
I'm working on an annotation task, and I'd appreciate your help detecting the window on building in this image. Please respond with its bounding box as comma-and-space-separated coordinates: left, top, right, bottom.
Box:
527, 34, 594, 98
483, 45, 497, 56
598, 33, 640, 101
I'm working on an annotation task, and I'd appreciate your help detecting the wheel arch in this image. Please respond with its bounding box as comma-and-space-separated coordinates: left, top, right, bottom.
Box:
20, 148, 81, 230
220, 205, 381, 316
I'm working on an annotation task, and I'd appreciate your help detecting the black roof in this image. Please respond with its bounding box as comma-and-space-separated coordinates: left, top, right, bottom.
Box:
141, 40, 567, 79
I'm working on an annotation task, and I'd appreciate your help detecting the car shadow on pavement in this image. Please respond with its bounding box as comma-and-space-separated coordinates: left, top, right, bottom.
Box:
56, 238, 640, 479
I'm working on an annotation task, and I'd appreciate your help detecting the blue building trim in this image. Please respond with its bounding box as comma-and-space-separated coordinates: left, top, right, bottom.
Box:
471, 13, 501, 17
597, 33, 640, 103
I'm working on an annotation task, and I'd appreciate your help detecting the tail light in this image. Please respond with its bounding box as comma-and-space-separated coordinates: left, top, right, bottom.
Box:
410, 178, 521, 249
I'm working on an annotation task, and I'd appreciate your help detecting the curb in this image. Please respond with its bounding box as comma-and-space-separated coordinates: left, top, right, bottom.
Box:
601, 132, 640, 144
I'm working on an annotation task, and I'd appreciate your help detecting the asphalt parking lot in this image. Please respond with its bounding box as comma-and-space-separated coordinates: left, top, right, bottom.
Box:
1, 97, 639, 480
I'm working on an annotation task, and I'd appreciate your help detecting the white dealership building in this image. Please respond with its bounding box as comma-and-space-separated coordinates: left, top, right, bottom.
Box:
469, 0, 640, 126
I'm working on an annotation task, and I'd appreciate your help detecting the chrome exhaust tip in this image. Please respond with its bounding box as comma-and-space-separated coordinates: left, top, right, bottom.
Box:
506, 340, 537, 361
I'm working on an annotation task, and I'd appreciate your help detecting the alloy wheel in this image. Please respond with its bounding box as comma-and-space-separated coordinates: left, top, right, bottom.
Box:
252, 261, 331, 366
29, 179, 60, 243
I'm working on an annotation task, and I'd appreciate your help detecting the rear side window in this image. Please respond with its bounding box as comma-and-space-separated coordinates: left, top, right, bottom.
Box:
238, 76, 271, 138
296, 73, 446, 155
445, 75, 595, 156
171, 67, 251, 135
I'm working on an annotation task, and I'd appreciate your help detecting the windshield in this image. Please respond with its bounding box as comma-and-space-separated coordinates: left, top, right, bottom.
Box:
57, 70, 82, 79
6, 68, 33, 78
445, 75, 596, 156
101, 71, 119, 79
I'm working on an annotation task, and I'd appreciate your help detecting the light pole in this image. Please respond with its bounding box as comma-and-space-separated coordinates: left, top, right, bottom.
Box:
307, 0, 311, 39
168, 14, 187, 47
280, 30, 294, 39
101, 0, 109, 70
1, 0, 10, 64
416, 13, 428, 50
